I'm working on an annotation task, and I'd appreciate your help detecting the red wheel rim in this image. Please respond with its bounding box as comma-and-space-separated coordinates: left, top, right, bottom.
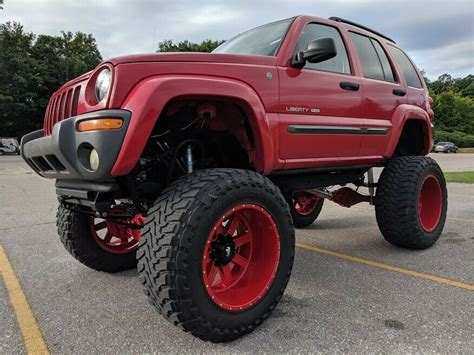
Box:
292, 192, 321, 216
91, 210, 144, 254
202, 204, 280, 311
418, 175, 442, 232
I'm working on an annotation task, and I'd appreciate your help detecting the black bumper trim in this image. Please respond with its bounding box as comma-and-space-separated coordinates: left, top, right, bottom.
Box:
21, 110, 131, 181
55, 180, 120, 213
55, 179, 119, 193
56, 187, 91, 200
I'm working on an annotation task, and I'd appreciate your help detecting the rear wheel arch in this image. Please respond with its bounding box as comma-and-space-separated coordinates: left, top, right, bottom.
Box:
394, 118, 431, 156
385, 105, 433, 157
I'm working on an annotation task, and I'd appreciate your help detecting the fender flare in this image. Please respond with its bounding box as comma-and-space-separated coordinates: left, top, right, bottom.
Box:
384, 104, 433, 157
110, 75, 274, 176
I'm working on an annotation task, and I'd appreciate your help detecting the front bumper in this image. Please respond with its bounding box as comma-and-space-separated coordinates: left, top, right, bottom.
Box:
21, 109, 131, 181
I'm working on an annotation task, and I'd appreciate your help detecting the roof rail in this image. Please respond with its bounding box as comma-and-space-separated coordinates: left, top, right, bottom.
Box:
329, 16, 396, 43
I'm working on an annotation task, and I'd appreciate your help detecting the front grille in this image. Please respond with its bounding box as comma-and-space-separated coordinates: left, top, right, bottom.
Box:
43, 84, 81, 136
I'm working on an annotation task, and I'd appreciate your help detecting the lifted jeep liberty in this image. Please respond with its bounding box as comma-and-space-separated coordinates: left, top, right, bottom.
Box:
21, 16, 447, 342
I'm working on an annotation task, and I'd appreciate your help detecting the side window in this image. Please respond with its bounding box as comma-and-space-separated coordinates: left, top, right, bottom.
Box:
349, 32, 394, 82
295, 23, 350, 74
388, 45, 423, 88
371, 40, 395, 82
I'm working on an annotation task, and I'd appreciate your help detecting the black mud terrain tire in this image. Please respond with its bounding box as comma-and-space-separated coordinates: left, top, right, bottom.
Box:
287, 195, 324, 228
137, 169, 295, 342
57, 205, 137, 272
375, 156, 447, 249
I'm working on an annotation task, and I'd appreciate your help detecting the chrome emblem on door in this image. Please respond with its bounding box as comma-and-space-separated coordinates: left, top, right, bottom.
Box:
285, 106, 320, 114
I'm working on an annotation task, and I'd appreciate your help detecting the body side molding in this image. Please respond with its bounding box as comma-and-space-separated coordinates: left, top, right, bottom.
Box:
287, 125, 389, 135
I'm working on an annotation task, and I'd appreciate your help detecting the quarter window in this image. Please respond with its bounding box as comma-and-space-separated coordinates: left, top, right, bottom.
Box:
388, 45, 423, 88
295, 23, 350, 74
349, 32, 395, 82
371, 40, 395, 82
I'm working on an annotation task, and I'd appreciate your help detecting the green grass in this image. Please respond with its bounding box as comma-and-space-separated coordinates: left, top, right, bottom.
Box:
458, 147, 474, 154
444, 171, 474, 184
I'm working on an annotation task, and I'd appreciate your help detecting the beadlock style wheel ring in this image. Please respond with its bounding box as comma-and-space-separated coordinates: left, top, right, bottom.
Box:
418, 175, 443, 232
202, 204, 280, 311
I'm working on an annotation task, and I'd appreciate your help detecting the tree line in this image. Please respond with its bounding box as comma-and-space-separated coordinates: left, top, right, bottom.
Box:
0, 22, 102, 137
423, 73, 474, 147
1, 24, 473, 147
157, 39, 224, 53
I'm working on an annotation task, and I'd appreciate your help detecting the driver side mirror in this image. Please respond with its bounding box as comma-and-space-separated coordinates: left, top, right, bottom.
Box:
291, 37, 337, 68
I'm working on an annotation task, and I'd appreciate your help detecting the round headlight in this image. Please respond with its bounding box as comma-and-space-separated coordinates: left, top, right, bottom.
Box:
95, 68, 111, 103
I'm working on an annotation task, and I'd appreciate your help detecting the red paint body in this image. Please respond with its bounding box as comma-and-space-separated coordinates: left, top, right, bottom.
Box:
43, 15, 433, 176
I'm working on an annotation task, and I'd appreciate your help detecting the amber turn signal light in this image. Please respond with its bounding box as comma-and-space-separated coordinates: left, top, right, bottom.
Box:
78, 118, 123, 132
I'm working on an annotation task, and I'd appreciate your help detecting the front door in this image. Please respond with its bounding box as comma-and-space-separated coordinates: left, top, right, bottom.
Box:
278, 22, 364, 170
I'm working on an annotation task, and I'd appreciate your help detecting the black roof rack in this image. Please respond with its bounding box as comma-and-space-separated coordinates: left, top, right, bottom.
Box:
329, 16, 396, 43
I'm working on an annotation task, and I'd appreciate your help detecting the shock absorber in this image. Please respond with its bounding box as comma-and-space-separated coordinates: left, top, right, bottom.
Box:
186, 145, 193, 173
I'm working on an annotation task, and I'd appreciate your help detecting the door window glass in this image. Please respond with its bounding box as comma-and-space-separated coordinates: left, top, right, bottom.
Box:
388, 45, 423, 88
295, 23, 351, 74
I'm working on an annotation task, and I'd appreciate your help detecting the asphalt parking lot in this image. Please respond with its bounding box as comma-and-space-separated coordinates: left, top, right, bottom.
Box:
1, 154, 473, 353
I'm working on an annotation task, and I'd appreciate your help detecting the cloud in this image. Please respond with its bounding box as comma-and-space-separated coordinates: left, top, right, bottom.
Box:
1, 0, 472, 79
411, 40, 474, 78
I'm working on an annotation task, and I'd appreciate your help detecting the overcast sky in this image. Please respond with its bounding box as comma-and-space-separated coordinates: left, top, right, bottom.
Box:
1, 0, 473, 79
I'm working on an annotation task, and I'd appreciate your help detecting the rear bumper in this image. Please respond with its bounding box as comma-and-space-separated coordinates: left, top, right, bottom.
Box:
21, 110, 131, 181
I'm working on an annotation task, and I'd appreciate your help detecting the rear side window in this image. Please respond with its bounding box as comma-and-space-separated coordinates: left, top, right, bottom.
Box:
371, 40, 395, 82
349, 32, 394, 82
295, 23, 350, 74
388, 45, 423, 88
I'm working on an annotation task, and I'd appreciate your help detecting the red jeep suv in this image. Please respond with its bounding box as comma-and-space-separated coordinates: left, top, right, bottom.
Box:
21, 16, 446, 342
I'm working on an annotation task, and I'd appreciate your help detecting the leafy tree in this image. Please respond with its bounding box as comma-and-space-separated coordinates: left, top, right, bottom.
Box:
157, 39, 224, 53
431, 89, 474, 147
423, 72, 474, 147
0, 22, 102, 137
428, 73, 474, 99
431, 91, 474, 134
430, 73, 455, 94
0, 22, 41, 136
453, 74, 474, 98
59, 31, 102, 81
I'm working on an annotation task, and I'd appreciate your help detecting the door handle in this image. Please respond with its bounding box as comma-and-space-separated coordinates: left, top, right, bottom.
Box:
340, 81, 360, 91
393, 89, 406, 96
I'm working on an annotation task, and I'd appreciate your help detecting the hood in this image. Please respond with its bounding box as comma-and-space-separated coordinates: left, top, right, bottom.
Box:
106, 52, 278, 66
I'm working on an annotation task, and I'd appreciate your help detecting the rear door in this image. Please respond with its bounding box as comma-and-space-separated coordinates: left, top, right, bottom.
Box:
387, 44, 427, 111
348, 32, 407, 157
278, 22, 364, 169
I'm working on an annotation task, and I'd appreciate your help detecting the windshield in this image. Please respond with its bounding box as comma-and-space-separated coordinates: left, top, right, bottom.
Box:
212, 18, 293, 56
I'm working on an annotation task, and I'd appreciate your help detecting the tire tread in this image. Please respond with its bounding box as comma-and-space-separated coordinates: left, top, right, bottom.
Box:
137, 168, 294, 342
